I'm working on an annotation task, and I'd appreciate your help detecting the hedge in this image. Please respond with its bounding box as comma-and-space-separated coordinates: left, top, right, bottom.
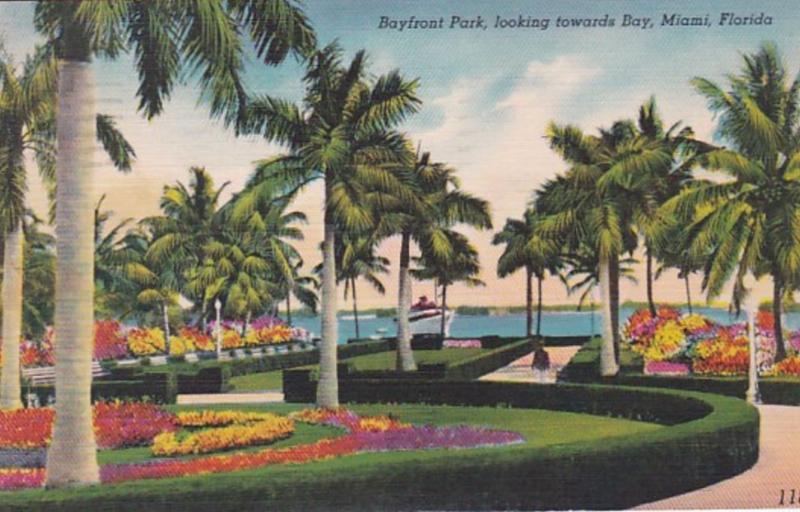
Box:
132, 339, 395, 395
560, 337, 800, 404
22, 372, 177, 406
283, 339, 533, 401
286, 380, 757, 510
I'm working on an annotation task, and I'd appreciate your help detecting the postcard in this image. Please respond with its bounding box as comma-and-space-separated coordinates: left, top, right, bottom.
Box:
0, 0, 797, 510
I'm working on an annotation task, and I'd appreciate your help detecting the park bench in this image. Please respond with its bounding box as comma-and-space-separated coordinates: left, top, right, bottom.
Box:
21, 361, 109, 386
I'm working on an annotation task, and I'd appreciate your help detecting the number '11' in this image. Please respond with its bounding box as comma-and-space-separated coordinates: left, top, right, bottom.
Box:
780, 489, 797, 505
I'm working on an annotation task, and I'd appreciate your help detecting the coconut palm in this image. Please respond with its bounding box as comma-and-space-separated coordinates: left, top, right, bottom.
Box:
0, 212, 56, 340
319, 234, 388, 340
282, 259, 318, 325
625, 98, 697, 315
0, 47, 133, 410
224, 176, 316, 325
493, 209, 561, 337
380, 149, 492, 370
146, 167, 231, 328
233, 42, 421, 407
664, 42, 800, 360
537, 120, 657, 376
33, 0, 315, 487
411, 230, 484, 336
560, 244, 639, 310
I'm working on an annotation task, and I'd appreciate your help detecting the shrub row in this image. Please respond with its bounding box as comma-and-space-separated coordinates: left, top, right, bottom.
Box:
23, 372, 177, 406
560, 337, 800, 404
137, 339, 395, 395
284, 339, 533, 401
285, 380, 757, 510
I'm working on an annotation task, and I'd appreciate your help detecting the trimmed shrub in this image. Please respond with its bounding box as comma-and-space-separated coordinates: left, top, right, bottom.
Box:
23, 372, 177, 406
444, 339, 531, 380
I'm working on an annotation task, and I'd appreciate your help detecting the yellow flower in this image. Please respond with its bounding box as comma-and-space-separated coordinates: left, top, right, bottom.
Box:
152, 411, 295, 456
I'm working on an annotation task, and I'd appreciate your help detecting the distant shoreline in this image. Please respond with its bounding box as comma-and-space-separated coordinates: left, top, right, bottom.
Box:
289, 300, 762, 318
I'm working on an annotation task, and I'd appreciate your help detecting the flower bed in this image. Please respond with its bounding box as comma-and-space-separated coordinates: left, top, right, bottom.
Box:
0, 407, 523, 491
623, 307, 799, 377
0, 402, 178, 450
152, 411, 295, 456
4, 316, 312, 368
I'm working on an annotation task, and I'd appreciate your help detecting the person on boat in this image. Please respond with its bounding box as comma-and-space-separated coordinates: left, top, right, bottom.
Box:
411, 295, 438, 311
531, 342, 551, 383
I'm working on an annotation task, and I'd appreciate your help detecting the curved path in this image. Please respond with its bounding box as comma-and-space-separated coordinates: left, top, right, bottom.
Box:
479, 346, 580, 383
485, 349, 800, 509
636, 403, 800, 510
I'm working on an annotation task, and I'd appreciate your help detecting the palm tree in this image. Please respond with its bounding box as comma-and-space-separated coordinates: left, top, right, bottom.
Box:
665, 42, 800, 361
626, 97, 697, 315
560, 244, 639, 310
93, 194, 134, 300
19, 213, 55, 339
283, 260, 318, 326
0, 47, 133, 410
537, 120, 658, 376
224, 177, 316, 326
233, 42, 421, 407
326, 234, 388, 339
146, 167, 231, 328
652, 222, 706, 314
380, 149, 492, 370
411, 230, 484, 336
33, 0, 315, 487
493, 209, 561, 337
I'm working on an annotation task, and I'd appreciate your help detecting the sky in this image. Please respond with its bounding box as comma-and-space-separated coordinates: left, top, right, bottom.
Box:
0, 0, 798, 308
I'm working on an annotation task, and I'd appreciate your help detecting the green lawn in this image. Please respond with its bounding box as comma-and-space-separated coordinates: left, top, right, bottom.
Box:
228, 349, 486, 392
52, 401, 663, 477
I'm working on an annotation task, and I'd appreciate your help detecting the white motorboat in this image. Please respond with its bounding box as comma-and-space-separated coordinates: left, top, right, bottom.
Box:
398, 296, 455, 337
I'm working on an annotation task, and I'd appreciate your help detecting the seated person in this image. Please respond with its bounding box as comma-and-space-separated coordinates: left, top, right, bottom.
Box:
411, 295, 437, 311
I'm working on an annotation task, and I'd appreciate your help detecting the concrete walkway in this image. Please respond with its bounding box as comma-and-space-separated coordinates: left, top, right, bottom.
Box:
637, 404, 800, 510
176, 391, 284, 405
479, 346, 580, 383
485, 348, 800, 509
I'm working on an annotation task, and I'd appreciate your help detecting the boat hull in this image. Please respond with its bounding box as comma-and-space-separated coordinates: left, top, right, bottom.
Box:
408, 310, 455, 337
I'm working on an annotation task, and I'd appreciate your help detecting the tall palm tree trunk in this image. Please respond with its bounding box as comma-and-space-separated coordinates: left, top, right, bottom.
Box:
46, 60, 100, 487
395, 231, 416, 371
200, 300, 207, 331
525, 267, 532, 338
536, 275, 544, 338
773, 272, 787, 361
351, 277, 360, 340
440, 284, 448, 337
684, 273, 693, 314
646, 246, 656, 316
286, 294, 292, 326
162, 303, 171, 355
316, 185, 338, 408
609, 253, 621, 363
598, 251, 620, 377
0, 222, 24, 409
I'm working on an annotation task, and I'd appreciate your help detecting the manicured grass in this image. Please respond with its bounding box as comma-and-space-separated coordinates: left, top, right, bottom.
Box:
229, 349, 487, 391
228, 369, 283, 391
